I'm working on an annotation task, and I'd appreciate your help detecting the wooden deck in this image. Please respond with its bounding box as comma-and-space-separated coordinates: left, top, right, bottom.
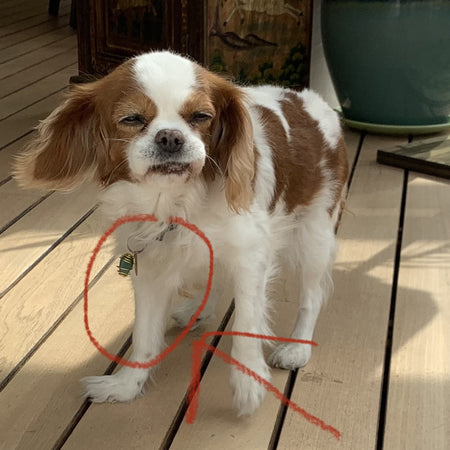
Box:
0, 1, 449, 449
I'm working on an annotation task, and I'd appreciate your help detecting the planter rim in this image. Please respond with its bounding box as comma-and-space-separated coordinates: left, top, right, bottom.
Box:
342, 116, 450, 135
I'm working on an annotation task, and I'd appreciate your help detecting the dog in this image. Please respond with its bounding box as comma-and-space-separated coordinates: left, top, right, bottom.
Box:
14, 51, 348, 416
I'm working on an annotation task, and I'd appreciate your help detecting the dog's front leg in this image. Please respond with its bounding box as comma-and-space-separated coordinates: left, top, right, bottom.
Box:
229, 257, 272, 416
83, 272, 174, 403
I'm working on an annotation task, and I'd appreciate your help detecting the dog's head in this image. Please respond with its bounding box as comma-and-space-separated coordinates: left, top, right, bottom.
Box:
14, 51, 254, 211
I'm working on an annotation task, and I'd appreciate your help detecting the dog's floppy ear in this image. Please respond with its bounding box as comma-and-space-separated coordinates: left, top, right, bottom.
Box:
14, 82, 108, 191
208, 76, 255, 213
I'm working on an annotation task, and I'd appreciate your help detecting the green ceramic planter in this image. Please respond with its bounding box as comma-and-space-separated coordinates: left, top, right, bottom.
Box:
321, 0, 450, 134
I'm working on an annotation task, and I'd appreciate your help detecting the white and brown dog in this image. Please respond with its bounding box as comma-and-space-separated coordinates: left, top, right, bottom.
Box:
15, 51, 348, 415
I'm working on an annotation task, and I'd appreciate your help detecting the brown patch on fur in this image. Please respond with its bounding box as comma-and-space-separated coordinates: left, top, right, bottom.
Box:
255, 106, 289, 210
258, 92, 348, 214
179, 89, 216, 164
194, 67, 255, 212
258, 94, 324, 212
275, 91, 348, 214
14, 60, 144, 190
325, 136, 349, 216
107, 85, 158, 186
179, 91, 215, 122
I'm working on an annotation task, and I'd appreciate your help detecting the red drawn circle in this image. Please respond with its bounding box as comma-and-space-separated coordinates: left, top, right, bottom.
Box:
83, 214, 214, 369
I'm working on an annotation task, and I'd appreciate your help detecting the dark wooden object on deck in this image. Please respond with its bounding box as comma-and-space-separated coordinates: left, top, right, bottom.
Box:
75, 0, 312, 88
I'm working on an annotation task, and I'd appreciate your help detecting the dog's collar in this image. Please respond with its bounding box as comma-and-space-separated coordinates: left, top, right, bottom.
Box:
155, 222, 178, 241
118, 221, 178, 277
127, 220, 178, 251
117, 192, 178, 276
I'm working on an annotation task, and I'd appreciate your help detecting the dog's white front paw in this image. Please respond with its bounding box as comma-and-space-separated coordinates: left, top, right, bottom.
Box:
269, 343, 312, 370
230, 363, 270, 416
171, 299, 214, 330
82, 369, 148, 403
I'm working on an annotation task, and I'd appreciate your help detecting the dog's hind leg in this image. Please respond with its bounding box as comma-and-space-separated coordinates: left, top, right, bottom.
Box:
269, 210, 337, 370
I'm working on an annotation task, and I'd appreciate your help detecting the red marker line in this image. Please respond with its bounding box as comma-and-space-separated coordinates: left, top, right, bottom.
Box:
84, 214, 214, 369
198, 330, 319, 346
185, 332, 340, 440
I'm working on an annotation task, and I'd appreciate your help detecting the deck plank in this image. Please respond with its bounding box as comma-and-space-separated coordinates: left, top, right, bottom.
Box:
0, 207, 116, 386
0, 136, 53, 233
0, 10, 45, 29
0, 134, 31, 181
383, 174, 450, 450
0, 179, 50, 233
0, 4, 69, 38
276, 134, 407, 449
0, 87, 74, 150
0, 30, 77, 226
0, 44, 76, 98
0, 260, 135, 450
0, 62, 77, 120
0, 34, 76, 80
0, 0, 47, 15
0, 184, 97, 295
0, 26, 74, 64
0, 13, 69, 51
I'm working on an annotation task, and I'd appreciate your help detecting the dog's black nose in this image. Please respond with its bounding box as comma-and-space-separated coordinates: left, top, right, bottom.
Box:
155, 129, 185, 153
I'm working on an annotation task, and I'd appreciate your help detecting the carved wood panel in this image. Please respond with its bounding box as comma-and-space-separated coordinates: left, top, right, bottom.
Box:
76, 0, 311, 88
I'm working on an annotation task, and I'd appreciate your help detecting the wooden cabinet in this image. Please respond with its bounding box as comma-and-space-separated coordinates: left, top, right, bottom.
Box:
77, 0, 204, 75
76, 0, 312, 88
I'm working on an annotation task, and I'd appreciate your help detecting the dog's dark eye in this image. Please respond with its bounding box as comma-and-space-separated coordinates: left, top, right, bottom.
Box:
190, 112, 213, 124
120, 114, 147, 127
